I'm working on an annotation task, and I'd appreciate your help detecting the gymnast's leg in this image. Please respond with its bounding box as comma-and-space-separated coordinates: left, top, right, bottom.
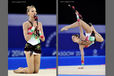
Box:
61, 20, 92, 33
14, 51, 34, 74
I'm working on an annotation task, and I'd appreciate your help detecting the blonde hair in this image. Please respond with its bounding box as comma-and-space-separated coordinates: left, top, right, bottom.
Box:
27, 5, 35, 13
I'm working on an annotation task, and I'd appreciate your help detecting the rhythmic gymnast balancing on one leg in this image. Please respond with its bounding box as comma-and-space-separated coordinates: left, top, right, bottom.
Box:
61, 6, 104, 67
14, 5, 45, 74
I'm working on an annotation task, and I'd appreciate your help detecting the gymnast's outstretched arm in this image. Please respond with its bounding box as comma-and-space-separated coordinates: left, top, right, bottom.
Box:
79, 45, 85, 65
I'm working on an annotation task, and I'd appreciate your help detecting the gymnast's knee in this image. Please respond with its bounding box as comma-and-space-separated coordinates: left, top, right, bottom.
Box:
100, 38, 104, 42
98, 38, 104, 42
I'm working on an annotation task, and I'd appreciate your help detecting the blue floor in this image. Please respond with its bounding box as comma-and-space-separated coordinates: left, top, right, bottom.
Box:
58, 56, 105, 66
8, 56, 56, 70
8, 56, 105, 70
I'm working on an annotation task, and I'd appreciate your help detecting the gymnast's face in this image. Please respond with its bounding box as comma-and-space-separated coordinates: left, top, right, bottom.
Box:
28, 7, 37, 18
72, 35, 80, 43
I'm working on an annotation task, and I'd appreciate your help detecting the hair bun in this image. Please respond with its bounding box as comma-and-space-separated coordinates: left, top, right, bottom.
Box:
27, 5, 35, 12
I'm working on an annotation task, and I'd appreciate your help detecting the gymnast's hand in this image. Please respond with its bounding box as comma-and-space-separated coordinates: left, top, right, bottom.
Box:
33, 21, 38, 28
75, 10, 79, 15
75, 10, 83, 20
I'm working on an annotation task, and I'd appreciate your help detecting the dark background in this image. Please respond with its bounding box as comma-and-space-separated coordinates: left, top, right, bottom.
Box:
8, 0, 56, 14
58, 0, 105, 24
8, 0, 105, 24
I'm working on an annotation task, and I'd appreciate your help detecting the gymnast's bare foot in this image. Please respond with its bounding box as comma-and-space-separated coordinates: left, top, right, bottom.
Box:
13, 67, 24, 73
61, 27, 68, 31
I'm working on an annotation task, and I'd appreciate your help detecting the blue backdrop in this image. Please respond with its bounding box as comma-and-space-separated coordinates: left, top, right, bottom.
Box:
8, 14, 105, 57
58, 25, 105, 56
8, 25, 105, 57
58, 33, 105, 56
8, 26, 56, 57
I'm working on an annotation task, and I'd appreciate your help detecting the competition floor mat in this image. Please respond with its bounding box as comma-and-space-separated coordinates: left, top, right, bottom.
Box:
8, 68, 56, 76
58, 65, 105, 76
